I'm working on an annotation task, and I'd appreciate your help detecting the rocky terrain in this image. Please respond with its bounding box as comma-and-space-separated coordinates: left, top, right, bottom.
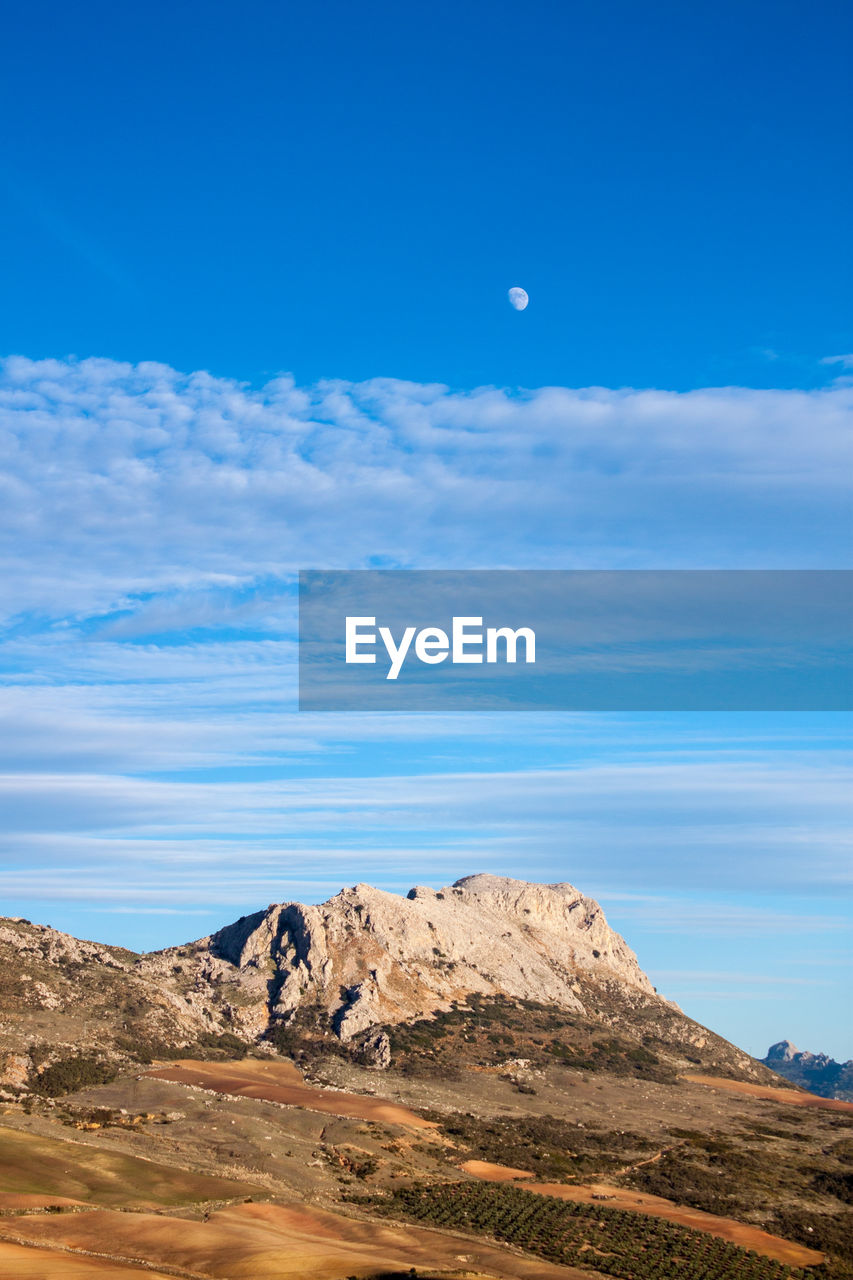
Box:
763, 1042, 853, 1102
1, 875, 851, 1279
1, 875, 774, 1091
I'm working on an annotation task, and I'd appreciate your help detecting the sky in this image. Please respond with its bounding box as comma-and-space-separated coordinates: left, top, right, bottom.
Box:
0, 0, 851, 1060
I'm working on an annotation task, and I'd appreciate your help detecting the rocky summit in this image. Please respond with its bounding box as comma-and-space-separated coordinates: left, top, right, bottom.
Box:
0, 875, 850, 1280
192, 874, 655, 1041
0, 874, 771, 1088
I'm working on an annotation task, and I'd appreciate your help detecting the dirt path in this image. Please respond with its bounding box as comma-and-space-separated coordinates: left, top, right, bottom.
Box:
614, 1142, 683, 1176
145, 1058, 437, 1129
460, 1159, 535, 1181
465, 1163, 825, 1267
684, 1074, 853, 1113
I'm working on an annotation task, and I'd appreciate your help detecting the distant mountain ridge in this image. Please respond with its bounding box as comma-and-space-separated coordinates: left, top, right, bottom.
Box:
762, 1040, 853, 1101
0, 874, 781, 1091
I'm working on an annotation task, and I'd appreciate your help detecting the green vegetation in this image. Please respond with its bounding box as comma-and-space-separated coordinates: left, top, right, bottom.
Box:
379, 992, 681, 1082
814, 1172, 853, 1205
630, 1133, 853, 1278
337, 1151, 380, 1179
546, 1034, 677, 1082
771, 1209, 853, 1280
634, 1142, 782, 1213
265, 1006, 349, 1062
29, 1053, 118, 1097
439, 1111, 655, 1181
114, 1027, 250, 1064
27, 1027, 253, 1095
354, 1181, 809, 1280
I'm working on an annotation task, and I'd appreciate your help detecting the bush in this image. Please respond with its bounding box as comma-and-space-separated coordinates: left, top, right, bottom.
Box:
440, 1112, 654, 1182
31, 1055, 118, 1097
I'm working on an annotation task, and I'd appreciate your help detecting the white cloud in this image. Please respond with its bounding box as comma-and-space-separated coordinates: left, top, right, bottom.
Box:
606, 895, 850, 935
1, 356, 851, 629
0, 355, 850, 948
650, 970, 826, 985
0, 757, 849, 898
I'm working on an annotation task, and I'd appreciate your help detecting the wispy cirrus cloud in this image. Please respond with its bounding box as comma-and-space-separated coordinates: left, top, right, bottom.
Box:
0, 758, 849, 896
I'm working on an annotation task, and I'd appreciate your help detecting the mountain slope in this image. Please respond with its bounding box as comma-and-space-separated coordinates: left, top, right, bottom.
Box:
0, 875, 777, 1092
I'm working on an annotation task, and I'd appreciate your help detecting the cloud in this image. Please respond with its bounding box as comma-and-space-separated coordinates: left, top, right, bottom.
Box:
595, 892, 851, 934
1, 356, 851, 631
650, 970, 826, 985
0, 354, 850, 987
820, 353, 853, 369
0, 756, 849, 901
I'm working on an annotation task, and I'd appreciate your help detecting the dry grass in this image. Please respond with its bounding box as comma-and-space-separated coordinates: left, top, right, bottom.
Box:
0, 1239, 178, 1278
145, 1058, 437, 1129
0, 1126, 261, 1208
4, 1200, 593, 1279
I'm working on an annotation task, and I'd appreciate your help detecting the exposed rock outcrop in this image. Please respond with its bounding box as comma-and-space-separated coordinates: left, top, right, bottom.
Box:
166, 874, 654, 1042
0, 875, 776, 1085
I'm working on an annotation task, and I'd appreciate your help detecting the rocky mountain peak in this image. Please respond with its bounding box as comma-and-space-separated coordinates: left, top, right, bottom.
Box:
0, 878, 774, 1088
174, 874, 655, 1043
767, 1040, 800, 1062
762, 1040, 853, 1102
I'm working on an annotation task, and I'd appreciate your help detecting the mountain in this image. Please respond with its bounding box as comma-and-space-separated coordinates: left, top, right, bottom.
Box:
0, 874, 775, 1091
763, 1040, 853, 1101
185, 873, 656, 1037
2, 876, 852, 1280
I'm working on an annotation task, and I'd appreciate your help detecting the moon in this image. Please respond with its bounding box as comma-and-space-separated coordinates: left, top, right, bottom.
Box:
508, 286, 529, 311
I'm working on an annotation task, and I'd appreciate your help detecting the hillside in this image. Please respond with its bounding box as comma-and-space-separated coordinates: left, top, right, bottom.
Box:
1, 875, 776, 1091
0, 876, 851, 1279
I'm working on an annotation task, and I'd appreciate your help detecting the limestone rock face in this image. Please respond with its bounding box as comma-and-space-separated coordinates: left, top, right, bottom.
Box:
170, 874, 654, 1041
0, 1053, 30, 1089
0, 878, 780, 1086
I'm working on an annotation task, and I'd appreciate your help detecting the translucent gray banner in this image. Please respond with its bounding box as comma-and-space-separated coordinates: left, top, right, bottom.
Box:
298, 570, 853, 711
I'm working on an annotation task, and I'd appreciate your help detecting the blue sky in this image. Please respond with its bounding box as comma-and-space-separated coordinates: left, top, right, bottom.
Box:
2, 0, 851, 388
0, 1, 851, 1059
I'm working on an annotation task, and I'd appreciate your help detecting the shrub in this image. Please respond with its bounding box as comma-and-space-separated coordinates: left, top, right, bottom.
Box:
31, 1054, 118, 1097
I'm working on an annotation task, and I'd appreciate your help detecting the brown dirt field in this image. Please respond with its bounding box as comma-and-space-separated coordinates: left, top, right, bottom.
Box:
460, 1160, 535, 1181
0, 1126, 261, 1208
684, 1073, 853, 1113
5, 1200, 595, 1280
466, 1164, 825, 1267
145, 1058, 438, 1129
0, 1193, 84, 1210
0, 1239, 177, 1278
